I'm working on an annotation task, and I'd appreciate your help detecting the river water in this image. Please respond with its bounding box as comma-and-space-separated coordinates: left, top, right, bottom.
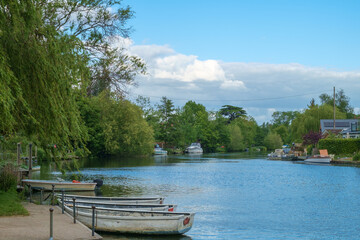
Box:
38, 153, 360, 239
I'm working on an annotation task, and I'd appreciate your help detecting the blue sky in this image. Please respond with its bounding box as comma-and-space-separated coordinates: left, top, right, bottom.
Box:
120, 0, 360, 123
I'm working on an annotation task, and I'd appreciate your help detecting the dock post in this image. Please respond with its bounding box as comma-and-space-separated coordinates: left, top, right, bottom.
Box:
49, 208, 54, 240
92, 205, 96, 236
29, 143, 33, 170
61, 190, 64, 214
73, 197, 76, 223
51, 184, 55, 206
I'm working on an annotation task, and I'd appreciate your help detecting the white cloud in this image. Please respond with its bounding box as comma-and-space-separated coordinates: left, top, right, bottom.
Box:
122, 41, 360, 123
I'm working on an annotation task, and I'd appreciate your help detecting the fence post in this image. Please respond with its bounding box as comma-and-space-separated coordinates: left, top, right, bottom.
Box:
28, 143, 32, 170
49, 208, 54, 240
51, 184, 55, 206
29, 185, 32, 203
17, 143, 21, 166
40, 189, 43, 205
73, 197, 76, 223
92, 205, 96, 236
61, 190, 64, 214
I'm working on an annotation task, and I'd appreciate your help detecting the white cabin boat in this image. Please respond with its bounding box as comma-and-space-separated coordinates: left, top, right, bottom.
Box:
22, 179, 97, 191
185, 143, 203, 154
154, 144, 167, 155
64, 205, 195, 235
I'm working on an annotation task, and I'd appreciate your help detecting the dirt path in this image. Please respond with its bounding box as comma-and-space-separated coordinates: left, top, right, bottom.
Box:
0, 202, 102, 240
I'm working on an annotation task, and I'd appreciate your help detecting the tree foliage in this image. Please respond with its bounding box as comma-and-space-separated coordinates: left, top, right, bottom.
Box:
319, 89, 354, 118
219, 105, 247, 124
263, 132, 283, 150
0, 0, 88, 149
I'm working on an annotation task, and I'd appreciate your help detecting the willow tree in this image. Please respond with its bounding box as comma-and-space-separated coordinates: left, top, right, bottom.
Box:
0, 0, 88, 148
290, 104, 346, 142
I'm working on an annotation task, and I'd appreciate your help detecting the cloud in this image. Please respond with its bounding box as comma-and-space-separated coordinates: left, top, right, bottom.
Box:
121, 41, 360, 123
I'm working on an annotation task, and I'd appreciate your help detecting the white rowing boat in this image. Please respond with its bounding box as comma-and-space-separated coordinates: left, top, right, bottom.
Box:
59, 194, 165, 204
64, 205, 195, 235
59, 198, 176, 211
22, 179, 97, 191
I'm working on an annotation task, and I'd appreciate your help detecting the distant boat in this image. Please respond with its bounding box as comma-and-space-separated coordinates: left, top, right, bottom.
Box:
304, 149, 332, 164
185, 143, 203, 154
22, 179, 97, 191
63, 205, 195, 235
154, 144, 167, 155
59, 194, 165, 204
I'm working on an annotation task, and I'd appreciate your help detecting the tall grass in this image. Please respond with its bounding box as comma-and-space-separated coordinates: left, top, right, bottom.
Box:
0, 163, 17, 191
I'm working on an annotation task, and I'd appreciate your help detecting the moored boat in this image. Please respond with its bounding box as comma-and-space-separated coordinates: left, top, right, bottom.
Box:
154, 144, 167, 155
185, 143, 203, 154
304, 156, 331, 163
304, 149, 332, 164
58, 198, 176, 211
59, 194, 165, 204
64, 205, 195, 235
22, 179, 97, 191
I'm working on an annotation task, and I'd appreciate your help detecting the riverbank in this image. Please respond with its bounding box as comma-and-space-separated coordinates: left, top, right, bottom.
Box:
0, 202, 102, 240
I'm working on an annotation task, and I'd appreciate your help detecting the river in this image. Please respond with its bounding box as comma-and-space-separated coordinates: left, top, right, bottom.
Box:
36, 153, 360, 239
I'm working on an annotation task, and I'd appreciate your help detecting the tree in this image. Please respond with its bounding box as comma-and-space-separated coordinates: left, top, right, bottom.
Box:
219, 105, 247, 124
290, 104, 346, 142
263, 132, 283, 150
227, 124, 245, 151
302, 131, 322, 147
157, 97, 176, 145
271, 111, 300, 127
0, 0, 88, 149
42, 0, 146, 97
91, 92, 154, 155
319, 89, 354, 118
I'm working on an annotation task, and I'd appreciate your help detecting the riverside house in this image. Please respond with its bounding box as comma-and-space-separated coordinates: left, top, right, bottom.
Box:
320, 119, 360, 139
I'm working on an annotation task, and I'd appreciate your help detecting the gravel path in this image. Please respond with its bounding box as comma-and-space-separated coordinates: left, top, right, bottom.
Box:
0, 202, 102, 240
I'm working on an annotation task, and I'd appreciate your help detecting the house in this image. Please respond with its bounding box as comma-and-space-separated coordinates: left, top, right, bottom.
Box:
320, 119, 360, 139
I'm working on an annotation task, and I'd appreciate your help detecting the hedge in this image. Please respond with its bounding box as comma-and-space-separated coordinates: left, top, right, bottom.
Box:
318, 139, 360, 155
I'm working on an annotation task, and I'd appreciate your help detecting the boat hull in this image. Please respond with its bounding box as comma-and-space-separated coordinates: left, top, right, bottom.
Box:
304, 157, 331, 163
60, 194, 165, 204
64, 205, 195, 235
22, 179, 97, 191
59, 199, 176, 211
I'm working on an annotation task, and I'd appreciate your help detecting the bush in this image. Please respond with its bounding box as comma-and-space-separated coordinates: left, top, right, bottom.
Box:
318, 139, 360, 155
353, 152, 360, 161
0, 164, 17, 192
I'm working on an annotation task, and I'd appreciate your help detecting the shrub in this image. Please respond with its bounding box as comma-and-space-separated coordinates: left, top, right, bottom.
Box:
0, 164, 17, 192
318, 139, 360, 155
353, 152, 360, 161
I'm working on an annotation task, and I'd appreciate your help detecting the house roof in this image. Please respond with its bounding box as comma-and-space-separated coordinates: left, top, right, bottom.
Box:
320, 119, 359, 133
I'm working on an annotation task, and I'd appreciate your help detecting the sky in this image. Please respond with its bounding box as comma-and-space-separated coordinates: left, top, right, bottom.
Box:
119, 0, 360, 123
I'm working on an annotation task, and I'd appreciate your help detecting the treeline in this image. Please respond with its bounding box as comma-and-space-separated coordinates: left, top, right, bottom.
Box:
134, 89, 356, 154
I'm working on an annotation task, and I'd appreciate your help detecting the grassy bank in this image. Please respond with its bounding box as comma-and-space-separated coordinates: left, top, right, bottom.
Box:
0, 189, 28, 216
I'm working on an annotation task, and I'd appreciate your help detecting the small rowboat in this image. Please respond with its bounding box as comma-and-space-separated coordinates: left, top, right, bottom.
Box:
59, 198, 176, 211
59, 194, 165, 204
64, 205, 195, 235
22, 179, 97, 191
